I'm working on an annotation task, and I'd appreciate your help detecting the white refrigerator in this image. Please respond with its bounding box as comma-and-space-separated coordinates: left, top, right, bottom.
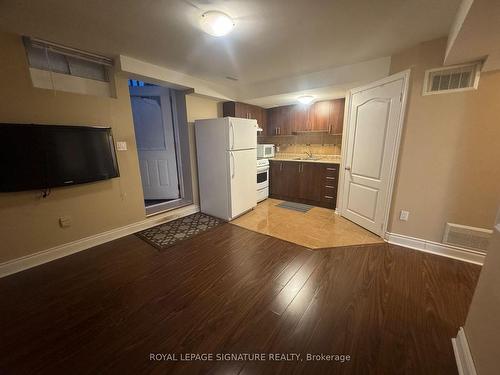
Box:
195, 117, 258, 221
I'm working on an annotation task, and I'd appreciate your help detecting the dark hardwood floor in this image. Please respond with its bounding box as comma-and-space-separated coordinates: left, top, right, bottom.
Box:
0, 224, 480, 374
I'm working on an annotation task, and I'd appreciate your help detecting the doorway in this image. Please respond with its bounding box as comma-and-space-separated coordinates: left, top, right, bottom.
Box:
129, 80, 184, 215
339, 70, 410, 236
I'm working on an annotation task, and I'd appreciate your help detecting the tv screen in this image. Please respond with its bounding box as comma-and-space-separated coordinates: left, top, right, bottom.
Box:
0, 124, 119, 192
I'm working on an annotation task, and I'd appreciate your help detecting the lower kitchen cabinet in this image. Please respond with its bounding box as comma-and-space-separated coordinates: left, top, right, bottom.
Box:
269, 160, 339, 209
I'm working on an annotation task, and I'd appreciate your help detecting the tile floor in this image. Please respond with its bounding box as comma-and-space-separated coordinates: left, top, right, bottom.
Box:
231, 198, 384, 249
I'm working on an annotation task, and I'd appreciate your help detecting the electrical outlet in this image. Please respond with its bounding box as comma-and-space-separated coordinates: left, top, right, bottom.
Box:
59, 216, 72, 228
116, 141, 127, 151
399, 210, 410, 221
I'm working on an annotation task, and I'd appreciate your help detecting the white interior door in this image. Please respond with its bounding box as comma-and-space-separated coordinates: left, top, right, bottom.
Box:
131, 93, 179, 200
228, 149, 257, 219
340, 71, 409, 235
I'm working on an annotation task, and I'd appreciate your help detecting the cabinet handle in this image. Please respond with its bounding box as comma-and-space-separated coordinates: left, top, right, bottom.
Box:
324, 195, 334, 199
280, 162, 283, 171
326, 176, 335, 180
325, 185, 335, 188
326, 167, 337, 171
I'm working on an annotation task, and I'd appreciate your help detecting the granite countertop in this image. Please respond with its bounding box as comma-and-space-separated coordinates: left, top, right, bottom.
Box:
270, 154, 341, 164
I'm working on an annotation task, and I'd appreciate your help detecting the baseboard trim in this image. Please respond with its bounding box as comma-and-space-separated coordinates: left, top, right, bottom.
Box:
452, 327, 477, 375
0, 204, 200, 278
385, 232, 485, 265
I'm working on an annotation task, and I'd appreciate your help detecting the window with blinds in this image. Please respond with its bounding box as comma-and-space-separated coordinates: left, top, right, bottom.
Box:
423, 63, 481, 95
23, 37, 113, 82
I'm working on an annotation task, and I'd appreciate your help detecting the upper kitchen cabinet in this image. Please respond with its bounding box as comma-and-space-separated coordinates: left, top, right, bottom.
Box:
311, 100, 331, 131
267, 105, 293, 135
291, 105, 312, 132
329, 98, 345, 135
223, 101, 267, 133
309, 98, 346, 134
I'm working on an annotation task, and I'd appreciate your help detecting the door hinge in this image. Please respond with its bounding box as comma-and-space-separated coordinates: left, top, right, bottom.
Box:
399, 92, 403, 102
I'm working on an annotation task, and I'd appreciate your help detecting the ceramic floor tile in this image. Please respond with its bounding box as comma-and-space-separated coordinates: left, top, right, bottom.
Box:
231, 198, 384, 249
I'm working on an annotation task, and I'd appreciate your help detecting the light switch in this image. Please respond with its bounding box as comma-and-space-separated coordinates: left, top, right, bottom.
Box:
116, 141, 127, 151
399, 210, 410, 221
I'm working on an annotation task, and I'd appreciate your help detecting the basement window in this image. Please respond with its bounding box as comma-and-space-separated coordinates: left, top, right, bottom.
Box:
423, 62, 481, 95
23, 37, 115, 97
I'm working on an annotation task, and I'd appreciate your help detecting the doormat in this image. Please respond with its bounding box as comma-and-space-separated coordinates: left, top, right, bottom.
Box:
136, 212, 223, 250
276, 201, 314, 213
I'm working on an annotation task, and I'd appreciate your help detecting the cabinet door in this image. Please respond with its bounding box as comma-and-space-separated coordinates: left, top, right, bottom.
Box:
222, 101, 236, 117
311, 101, 332, 131
283, 161, 300, 198
267, 106, 292, 135
270, 161, 286, 197
299, 163, 322, 201
292, 105, 311, 132
329, 98, 345, 134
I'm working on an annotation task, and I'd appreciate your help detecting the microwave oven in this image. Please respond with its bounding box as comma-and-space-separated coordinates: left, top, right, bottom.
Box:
257, 144, 275, 158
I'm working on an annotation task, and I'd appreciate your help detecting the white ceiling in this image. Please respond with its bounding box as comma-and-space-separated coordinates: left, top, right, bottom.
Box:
0, 0, 461, 104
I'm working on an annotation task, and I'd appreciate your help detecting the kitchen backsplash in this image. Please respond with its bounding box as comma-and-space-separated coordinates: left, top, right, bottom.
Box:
258, 132, 341, 146
276, 144, 341, 156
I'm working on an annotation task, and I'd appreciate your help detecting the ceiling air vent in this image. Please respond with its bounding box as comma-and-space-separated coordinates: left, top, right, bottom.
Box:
423, 62, 481, 95
443, 223, 492, 252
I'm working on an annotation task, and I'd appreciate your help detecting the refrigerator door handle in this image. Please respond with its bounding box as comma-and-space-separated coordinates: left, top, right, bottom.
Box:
230, 122, 235, 150
230, 151, 235, 179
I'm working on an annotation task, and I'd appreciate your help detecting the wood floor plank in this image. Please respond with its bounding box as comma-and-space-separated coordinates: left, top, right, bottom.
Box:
0, 224, 480, 375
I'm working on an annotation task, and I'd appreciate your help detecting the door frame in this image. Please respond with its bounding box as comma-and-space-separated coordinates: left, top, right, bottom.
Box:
129, 84, 194, 216
336, 69, 411, 238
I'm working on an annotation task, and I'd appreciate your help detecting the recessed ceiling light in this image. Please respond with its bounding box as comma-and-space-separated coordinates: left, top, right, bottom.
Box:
200, 11, 235, 37
297, 95, 314, 104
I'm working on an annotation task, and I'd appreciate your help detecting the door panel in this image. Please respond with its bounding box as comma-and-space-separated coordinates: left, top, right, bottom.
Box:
131, 93, 179, 200
341, 74, 408, 235
351, 99, 390, 180
228, 118, 257, 150
229, 149, 257, 218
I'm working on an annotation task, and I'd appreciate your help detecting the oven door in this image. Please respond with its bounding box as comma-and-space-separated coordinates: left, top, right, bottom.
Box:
257, 166, 269, 190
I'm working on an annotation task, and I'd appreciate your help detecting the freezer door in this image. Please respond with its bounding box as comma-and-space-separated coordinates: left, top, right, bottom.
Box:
227, 149, 257, 219
228, 118, 258, 150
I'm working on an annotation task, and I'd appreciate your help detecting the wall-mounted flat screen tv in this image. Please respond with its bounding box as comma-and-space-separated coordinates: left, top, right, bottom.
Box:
0, 124, 119, 192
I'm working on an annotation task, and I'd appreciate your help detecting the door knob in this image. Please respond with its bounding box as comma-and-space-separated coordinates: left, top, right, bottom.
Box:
345, 166, 351, 171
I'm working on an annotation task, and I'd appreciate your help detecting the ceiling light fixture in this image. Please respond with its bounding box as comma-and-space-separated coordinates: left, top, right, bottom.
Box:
200, 11, 235, 37
297, 95, 314, 104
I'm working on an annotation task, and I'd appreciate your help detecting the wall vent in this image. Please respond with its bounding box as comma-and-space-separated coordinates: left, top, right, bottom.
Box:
443, 223, 492, 252
423, 63, 481, 95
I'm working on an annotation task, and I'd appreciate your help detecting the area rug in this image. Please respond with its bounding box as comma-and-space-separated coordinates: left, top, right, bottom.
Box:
136, 212, 223, 250
276, 201, 314, 213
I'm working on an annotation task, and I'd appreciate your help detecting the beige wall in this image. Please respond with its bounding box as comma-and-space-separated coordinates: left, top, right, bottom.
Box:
388, 38, 500, 242
184, 94, 221, 205
0, 31, 221, 264
463, 221, 500, 375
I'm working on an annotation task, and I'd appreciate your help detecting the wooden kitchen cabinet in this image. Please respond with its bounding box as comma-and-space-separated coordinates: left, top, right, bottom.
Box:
264, 98, 345, 136
269, 160, 339, 209
291, 105, 312, 132
223, 101, 267, 134
267, 106, 293, 135
329, 98, 345, 134
311, 101, 331, 131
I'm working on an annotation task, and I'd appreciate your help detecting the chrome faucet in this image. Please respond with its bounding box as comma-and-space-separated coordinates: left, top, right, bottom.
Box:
305, 147, 313, 158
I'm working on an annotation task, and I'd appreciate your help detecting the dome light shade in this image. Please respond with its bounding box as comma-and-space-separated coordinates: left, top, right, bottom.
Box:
200, 11, 235, 37
297, 95, 314, 104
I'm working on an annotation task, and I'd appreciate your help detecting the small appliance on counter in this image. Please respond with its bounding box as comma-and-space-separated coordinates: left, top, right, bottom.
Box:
257, 143, 275, 159
195, 117, 258, 221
